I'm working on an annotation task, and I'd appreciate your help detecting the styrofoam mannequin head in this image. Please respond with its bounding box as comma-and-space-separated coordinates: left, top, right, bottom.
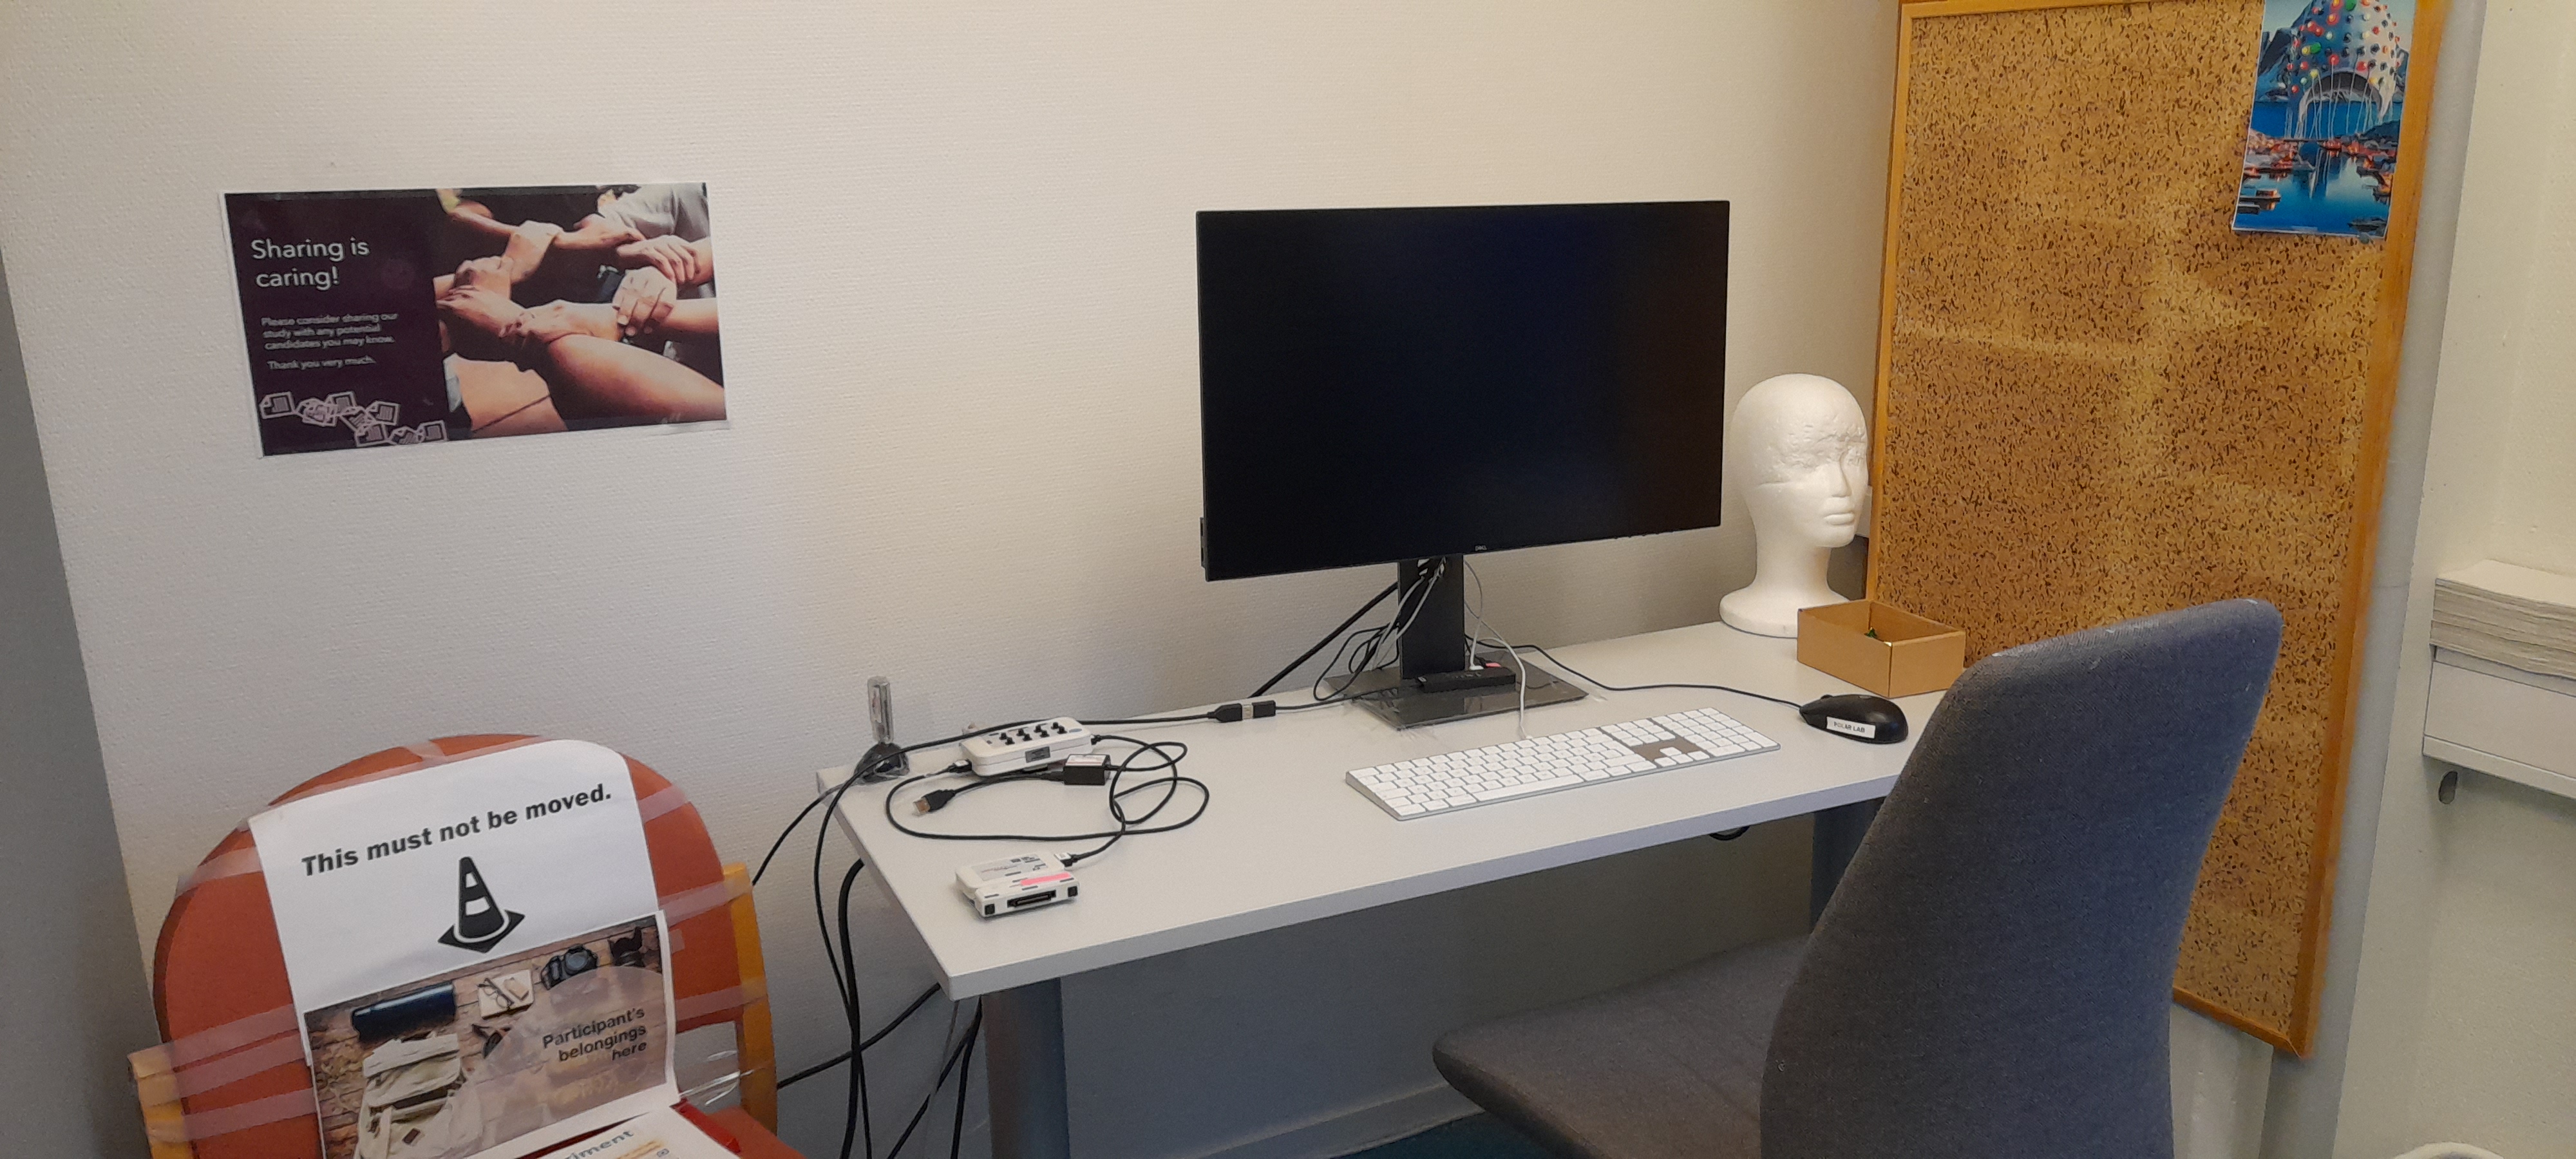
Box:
1719, 374, 1868, 637
1727, 373, 1868, 549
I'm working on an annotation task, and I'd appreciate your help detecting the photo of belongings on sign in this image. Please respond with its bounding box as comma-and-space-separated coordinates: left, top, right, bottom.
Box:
541, 944, 599, 990
357, 1030, 482, 1159
345, 985, 481, 1159
304, 916, 670, 1159
475, 972, 534, 1019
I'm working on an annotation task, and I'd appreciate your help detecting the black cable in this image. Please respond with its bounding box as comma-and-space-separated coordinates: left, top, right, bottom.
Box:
1059, 735, 1193, 865
886, 1002, 983, 1158
777, 983, 943, 1089
1312, 560, 1446, 704
1297, 568, 1434, 708
1250, 579, 1403, 697
1338, 574, 1431, 683
909, 769, 1051, 812
1273, 677, 1407, 713
1479, 639, 1803, 709
1077, 711, 1224, 726
757, 717, 1093, 885
824, 854, 872, 1159
751, 791, 833, 887
946, 1006, 980, 1159
812, 810, 855, 1022
863, 986, 944, 1053
883, 737, 1209, 864
1312, 623, 1385, 702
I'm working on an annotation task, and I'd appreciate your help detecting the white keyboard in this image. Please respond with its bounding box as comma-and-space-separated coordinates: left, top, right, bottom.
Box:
1346, 708, 1779, 819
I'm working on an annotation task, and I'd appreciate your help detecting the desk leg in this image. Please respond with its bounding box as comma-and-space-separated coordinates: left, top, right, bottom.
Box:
1810, 799, 1881, 925
984, 979, 1072, 1159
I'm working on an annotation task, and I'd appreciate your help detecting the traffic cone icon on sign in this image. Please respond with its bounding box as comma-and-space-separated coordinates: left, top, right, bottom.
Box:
437, 856, 526, 953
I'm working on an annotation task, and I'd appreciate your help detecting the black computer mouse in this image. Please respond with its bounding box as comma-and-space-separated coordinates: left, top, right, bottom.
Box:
1799, 693, 1908, 744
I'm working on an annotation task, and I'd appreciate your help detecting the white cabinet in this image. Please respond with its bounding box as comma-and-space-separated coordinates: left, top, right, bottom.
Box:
2423, 649, 2576, 801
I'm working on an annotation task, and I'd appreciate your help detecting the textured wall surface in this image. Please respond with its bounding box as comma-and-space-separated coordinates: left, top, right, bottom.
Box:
1872, 0, 2413, 1050
0, 3, 1898, 1155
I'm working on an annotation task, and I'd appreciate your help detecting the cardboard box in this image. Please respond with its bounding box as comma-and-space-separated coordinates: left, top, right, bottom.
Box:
1796, 600, 1965, 697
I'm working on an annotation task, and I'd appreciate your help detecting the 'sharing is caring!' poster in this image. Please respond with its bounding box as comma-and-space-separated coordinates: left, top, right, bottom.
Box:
2233, 0, 2417, 239
225, 184, 724, 455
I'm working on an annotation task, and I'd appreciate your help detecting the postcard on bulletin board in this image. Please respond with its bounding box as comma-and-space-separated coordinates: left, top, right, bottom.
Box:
247, 740, 678, 1159
2233, 0, 2419, 238
223, 183, 724, 455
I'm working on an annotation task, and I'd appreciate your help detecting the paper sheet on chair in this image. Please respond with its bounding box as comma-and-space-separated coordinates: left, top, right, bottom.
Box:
247, 739, 677, 1159
559, 1106, 737, 1159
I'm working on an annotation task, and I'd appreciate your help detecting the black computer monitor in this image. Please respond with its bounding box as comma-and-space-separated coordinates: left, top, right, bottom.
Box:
1197, 200, 1729, 726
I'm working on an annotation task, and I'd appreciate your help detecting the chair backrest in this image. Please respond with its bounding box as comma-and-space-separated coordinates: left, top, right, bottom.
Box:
131, 735, 777, 1158
1761, 600, 2283, 1159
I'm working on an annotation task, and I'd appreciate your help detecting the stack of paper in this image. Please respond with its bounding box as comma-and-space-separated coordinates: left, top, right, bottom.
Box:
2432, 560, 2576, 681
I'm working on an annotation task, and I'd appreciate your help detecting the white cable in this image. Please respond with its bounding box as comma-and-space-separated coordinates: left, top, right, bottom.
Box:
1463, 560, 1529, 739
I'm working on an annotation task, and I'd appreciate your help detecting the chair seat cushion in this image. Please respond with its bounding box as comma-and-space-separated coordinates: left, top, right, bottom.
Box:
1432, 936, 1806, 1159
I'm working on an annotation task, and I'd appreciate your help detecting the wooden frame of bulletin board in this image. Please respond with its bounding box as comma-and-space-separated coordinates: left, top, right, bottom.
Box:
1869, 0, 2448, 1053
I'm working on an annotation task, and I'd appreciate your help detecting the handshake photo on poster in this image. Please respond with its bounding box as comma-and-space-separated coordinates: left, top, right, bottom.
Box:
227, 183, 726, 455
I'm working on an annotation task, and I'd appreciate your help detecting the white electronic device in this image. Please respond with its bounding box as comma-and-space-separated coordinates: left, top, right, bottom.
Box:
1345, 708, 1779, 819
956, 853, 1079, 918
961, 717, 1094, 775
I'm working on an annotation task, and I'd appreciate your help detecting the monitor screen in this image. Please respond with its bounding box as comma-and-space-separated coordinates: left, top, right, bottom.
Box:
1197, 200, 1729, 581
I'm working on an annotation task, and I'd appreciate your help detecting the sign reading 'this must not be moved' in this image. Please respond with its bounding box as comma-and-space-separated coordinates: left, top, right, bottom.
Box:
247, 740, 677, 1159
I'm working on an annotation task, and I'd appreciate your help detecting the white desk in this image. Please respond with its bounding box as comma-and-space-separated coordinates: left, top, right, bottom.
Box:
822, 619, 1939, 1158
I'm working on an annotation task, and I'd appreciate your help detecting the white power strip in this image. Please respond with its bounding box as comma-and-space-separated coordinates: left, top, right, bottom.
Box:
960, 717, 1094, 775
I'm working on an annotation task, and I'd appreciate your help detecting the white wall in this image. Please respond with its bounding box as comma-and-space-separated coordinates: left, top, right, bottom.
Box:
0, 253, 159, 1157
0, 3, 1899, 1155
2329, 2, 2576, 1156
2476, 6, 2576, 578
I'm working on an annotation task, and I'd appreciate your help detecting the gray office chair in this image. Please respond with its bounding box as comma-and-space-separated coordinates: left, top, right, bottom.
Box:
1432, 599, 2283, 1159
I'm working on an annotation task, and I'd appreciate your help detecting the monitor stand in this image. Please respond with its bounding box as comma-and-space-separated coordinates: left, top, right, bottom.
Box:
1346, 556, 1586, 730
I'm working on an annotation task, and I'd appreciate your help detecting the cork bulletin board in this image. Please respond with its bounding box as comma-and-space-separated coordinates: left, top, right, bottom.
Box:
1867, 0, 2448, 1053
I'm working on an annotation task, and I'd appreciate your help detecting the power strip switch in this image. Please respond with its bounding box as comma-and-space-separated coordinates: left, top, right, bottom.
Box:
960, 717, 1094, 775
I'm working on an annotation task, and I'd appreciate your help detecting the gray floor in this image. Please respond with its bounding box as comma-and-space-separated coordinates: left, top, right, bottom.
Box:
1341, 1114, 1553, 1159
